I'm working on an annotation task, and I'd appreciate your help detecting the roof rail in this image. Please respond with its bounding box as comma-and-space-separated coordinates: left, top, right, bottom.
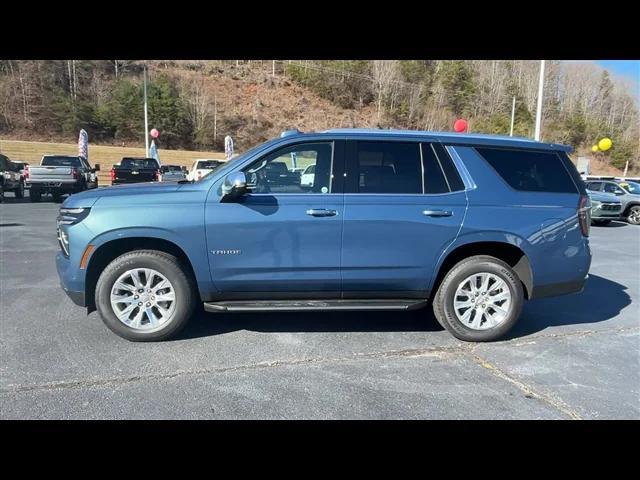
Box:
280, 129, 303, 138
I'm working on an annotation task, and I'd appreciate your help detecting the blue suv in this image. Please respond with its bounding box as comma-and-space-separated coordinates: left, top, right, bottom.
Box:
56, 129, 592, 342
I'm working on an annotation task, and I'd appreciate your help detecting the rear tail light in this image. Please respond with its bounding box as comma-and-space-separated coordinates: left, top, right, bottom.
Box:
24, 165, 29, 180
155, 170, 160, 181
71, 168, 78, 180
578, 194, 590, 237
110, 168, 116, 182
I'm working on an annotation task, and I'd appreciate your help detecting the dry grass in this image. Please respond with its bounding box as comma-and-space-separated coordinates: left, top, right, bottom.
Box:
0, 139, 225, 185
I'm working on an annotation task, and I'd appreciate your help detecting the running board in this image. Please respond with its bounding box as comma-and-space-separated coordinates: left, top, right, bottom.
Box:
203, 299, 428, 313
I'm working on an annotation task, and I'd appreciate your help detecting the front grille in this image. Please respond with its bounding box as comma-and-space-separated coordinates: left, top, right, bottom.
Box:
601, 203, 621, 211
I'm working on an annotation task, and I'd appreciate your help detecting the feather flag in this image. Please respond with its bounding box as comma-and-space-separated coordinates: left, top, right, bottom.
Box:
224, 135, 234, 160
149, 140, 161, 166
78, 129, 88, 160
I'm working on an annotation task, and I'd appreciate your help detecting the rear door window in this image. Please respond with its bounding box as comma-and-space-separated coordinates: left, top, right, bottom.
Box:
347, 141, 422, 194
420, 144, 449, 194
475, 148, 578, 193
586, 182, 603, 191
433, 144, 465, 192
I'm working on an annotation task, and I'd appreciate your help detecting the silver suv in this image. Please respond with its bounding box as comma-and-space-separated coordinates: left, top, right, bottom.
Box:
585, 179, 640, 225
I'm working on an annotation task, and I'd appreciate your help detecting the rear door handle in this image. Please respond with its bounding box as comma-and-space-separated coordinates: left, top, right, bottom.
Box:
423, 210, 453, 217
306, 209, 338, 217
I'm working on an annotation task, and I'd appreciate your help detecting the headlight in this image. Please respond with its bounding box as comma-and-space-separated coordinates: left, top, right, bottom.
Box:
56, 208, 90, 257
57, 226, 70, 256
58, 207, 91, 225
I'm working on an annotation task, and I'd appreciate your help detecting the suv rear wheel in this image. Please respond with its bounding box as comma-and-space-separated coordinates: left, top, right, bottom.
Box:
95, 250, 197, 341
433, 255, 524, 342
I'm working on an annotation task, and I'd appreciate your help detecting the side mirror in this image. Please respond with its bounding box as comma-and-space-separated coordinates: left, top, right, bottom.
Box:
94, 164, 101, 171
221, 172, 248, 201
615, 189, 625, 195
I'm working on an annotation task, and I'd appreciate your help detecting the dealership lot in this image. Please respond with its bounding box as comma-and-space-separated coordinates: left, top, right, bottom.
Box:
1, 197, 638, 419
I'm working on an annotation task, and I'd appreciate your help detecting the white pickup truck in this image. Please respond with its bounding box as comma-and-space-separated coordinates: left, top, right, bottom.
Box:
26, 155, 100, 202
187, 159, 224, 181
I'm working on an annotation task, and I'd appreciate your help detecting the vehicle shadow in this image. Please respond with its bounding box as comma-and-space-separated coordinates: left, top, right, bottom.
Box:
505, 273, 632, 339
592, 220, 628, 228
177, 305, 443, 340
0, 194, 65, 204
177, 274, 630, 341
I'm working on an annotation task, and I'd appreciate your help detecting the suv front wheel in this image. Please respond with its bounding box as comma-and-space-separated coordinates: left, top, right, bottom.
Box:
95, 250, 197, 341
433, 255, 524, 342
627, 205, 640, 225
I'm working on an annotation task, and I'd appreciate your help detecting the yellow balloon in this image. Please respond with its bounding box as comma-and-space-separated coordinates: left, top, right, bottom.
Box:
598, 138, 612, 151
592, 145, 599, 152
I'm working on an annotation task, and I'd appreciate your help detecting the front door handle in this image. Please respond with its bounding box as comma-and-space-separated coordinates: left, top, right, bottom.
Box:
306, 209, 338, 217
423, 210, 453, 217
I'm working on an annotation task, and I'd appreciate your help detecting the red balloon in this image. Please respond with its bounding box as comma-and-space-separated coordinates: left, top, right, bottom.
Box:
453, 119, 468, 133
150, 128, 160, 138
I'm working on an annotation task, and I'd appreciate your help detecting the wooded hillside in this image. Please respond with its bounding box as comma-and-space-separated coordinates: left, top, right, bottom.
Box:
1, 60, 637, 173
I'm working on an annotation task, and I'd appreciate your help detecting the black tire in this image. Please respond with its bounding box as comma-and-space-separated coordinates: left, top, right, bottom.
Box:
592, 219, 611, 226
626, 205, 640, 226
95, 250, 197, 341
14, 182, 24, 199
52, 191, 63, 203
432, 255, 524, 342
29, 187, 41, 202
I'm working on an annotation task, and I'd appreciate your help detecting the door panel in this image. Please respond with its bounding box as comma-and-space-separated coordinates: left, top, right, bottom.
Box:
341, 140, 466, 294
341, 193, 466, 292
206, 140, 344, 294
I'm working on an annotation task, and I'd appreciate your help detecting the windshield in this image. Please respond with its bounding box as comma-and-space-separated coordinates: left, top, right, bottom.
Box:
196, 160, 222, 170
121, 159, 159, 169
620, 181, 640, 194
42, 156, 81, 167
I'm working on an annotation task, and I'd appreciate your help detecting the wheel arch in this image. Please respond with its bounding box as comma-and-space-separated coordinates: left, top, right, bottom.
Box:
84, 236, 200, 312
623, 202, 640, 217
432, 240, 533, 300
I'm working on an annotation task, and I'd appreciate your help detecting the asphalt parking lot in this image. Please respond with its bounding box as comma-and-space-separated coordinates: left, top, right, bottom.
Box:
1, 194, 639, 419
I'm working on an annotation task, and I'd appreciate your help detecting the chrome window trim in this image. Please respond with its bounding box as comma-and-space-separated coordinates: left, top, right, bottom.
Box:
445, 145, 477, 191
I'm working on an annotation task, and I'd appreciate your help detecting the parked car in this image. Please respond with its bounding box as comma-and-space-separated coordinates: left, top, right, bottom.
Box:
0, 154, 25, 201
187, 159, 224, 181
587, 190, 622, 225
585, 179, 640, 225
300, 163, 316, 190
56, 128, 591, 342
159, 165, 187, 182
26, 155, 99, 202
111, 158, 160, 185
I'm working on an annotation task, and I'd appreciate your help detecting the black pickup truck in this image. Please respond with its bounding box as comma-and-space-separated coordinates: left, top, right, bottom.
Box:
111, 158, 161, 184
0, 153, 25, 202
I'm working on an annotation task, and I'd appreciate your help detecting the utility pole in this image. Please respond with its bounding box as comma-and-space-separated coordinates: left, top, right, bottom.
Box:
534, 60, 545, 141
213, 94, 217, 144
510, 96, 516, 136
144, 66, 149, 157
272, 60, 276, 76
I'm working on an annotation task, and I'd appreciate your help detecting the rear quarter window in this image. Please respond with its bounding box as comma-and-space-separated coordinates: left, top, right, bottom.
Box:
475, 147, 578, 194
